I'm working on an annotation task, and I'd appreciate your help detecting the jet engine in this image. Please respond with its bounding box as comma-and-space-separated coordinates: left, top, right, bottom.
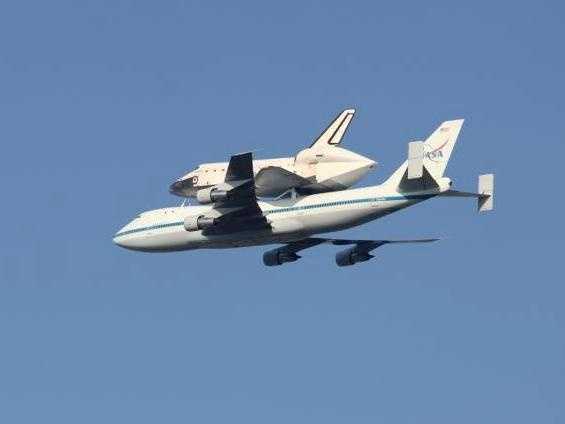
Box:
263, 249, 301, 266
335, 247, 374, 267
196, 187, 229, 204
184, 215, 216, 232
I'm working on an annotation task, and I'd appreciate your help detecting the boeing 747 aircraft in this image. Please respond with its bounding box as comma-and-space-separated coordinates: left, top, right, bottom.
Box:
114, 119, 494, 266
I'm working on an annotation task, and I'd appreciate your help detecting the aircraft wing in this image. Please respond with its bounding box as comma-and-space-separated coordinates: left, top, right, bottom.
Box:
263, 237, 438, 266
204, 152, 270, 234
271, 237, 330, 254
328, 238, 439, 249
282, 237, 438, 251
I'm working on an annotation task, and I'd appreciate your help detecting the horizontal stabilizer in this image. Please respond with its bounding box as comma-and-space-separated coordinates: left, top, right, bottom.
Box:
438, 173, 495, 213
407, 141, 424, 179
439, 190, 481, 198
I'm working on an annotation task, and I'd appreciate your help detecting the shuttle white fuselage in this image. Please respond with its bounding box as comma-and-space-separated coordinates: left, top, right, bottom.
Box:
170, 146, 375, 198
169, 109, 376, 198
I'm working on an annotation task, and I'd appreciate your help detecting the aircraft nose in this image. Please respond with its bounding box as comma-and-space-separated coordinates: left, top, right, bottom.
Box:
113, 224, 136, 249
113, 234, 126, 248
113, 226, 158, 252
113, 229, 131, 248
113, 234, 147, 251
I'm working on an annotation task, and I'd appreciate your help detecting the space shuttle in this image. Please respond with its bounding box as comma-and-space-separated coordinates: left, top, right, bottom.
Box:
169, 109, 377, 200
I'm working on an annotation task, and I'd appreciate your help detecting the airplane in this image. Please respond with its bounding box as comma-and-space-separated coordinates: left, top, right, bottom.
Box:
169, 109, 377, 199
114, 119, 494, 267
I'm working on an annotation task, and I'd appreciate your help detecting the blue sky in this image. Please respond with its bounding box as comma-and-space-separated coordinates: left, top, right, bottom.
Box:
1, 1, 564, 423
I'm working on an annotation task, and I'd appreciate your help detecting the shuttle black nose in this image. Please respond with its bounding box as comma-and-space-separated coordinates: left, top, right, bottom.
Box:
169, 179, 194, 197
169, 180, 184, 193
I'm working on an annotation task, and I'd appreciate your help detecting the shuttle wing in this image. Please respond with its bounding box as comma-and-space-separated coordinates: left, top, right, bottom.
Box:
216, 152, 258, 208
204, 152, 270, 234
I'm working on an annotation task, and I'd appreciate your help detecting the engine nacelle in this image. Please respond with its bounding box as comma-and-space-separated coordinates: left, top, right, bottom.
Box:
196, 187, 229, 204
263, 249, 301, 266
335, 248, 374, 267
183, 215, 216, 232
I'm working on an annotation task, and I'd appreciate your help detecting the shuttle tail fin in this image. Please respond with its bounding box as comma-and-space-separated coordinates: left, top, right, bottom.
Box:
310, 109, 355, 149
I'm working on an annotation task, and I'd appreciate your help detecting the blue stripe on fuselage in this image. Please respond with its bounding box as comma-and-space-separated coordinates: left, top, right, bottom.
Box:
114, 193, 435, 238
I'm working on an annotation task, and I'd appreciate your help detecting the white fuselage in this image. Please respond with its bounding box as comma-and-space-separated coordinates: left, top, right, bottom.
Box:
169, 147, 376, 198
114, 181, 448, 252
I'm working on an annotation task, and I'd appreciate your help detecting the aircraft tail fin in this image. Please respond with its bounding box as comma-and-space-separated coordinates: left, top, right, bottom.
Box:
310, 109, 355, 149
384, 119, 464, 190
421, 119, 464, 180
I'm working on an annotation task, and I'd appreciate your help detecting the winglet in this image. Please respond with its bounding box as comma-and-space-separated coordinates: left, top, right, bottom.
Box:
478, 174, 494, 212
407, 140, 424, 179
